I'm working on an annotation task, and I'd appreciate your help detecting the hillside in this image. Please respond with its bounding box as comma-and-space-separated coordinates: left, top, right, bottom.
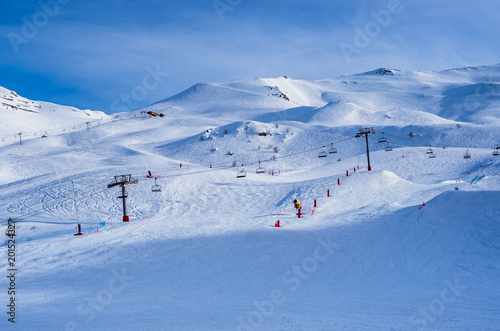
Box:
0, 86, 109, 145
0, 65, 499, 330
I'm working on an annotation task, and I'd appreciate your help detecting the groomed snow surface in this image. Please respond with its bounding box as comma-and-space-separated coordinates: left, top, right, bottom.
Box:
1, 65, 500, 330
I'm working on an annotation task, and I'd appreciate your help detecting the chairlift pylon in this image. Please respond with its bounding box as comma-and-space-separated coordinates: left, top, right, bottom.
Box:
318, 146, 328, 158
463, 149, 471, 159
117, 190, 128, 199
237, 164, 247, 178
328, 143, 337, 154
151, 177, 161, 193
378, 132, 387, 143
256, 161, 265, 174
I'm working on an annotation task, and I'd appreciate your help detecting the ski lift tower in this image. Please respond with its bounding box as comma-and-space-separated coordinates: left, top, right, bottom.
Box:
107, 174, 138, 222
355, 127, 377, 171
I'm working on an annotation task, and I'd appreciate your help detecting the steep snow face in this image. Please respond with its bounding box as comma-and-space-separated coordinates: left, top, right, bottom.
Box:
0, 65, 499, 330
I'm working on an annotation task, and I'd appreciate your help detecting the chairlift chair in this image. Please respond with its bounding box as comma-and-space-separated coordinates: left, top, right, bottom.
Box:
384, 142, 392, 152
318, 146, 328, 158
328, 143, 337, 154
493, 144, 500, 156
428, 152, 436, 159
463, 149, 471, 159
237, 164, 247, 178
426, 145, 434, 154
378, 132, 387, 143
117, 190, 128, 199
256, 161, 265, 174
151, 177, 161, 192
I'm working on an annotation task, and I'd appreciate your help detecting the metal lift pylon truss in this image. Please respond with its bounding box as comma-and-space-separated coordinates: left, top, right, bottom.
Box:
107, 174, 139, 222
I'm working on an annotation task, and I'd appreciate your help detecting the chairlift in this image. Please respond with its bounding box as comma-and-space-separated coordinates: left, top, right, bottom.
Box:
151, 177, 161, 193
318, 146, 328, 158
328, 143, 337, 154
378, 132, 387, 143
426, 145, 434, 154
117, 190, 128, 199
384, 142, 392, 152
237, 164, 247, 178
256, 161, 265, 174
428, 152, 436, 159
493, 148, 500, 156
463, 149, 471, 159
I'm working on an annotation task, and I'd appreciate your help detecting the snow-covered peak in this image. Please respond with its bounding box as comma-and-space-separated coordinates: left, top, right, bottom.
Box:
0, 86, 110, 140
140, 64, 500, 126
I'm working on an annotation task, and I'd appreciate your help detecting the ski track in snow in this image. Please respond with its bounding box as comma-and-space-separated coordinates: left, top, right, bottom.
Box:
0, 66, 499, 330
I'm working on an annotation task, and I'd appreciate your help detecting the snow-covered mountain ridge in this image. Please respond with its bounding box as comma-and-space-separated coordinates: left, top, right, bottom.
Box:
0, 86, 109, 140
145, 64, 500, 125
0, 65, 499, 330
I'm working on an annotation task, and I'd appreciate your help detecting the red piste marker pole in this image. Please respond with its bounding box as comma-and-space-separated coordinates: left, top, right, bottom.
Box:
314, 199, 317, 207
337, 178, 340, 185
346, 170, 349, 177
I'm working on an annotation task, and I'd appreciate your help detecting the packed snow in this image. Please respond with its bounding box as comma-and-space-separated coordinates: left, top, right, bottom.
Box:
1, 65, 499, 330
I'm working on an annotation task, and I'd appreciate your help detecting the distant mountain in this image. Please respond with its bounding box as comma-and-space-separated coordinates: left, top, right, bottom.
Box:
0, 86, 109, 140
1, 64, 498, 149
143, 64, 500, 126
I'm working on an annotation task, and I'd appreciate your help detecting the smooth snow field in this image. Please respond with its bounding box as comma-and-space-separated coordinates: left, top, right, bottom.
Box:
1, 65, 499, 330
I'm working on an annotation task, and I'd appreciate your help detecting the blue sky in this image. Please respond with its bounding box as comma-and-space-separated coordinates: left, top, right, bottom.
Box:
1, 0, 499, 113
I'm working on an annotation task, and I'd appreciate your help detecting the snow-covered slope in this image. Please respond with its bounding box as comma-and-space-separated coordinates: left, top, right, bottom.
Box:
0, 87, 110, 144
0, 65, 499, 330
145, 64, 500, 126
